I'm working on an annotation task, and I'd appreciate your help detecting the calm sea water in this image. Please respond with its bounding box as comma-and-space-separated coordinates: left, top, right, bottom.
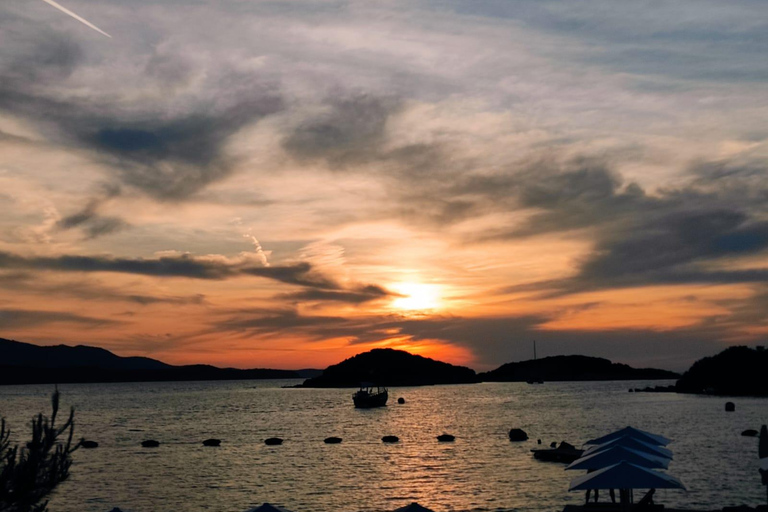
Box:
0, 380, 765, 512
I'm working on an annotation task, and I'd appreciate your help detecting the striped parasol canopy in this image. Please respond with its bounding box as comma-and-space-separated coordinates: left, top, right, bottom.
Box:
569, 461, 685, 492
583, 436, 673, 460
567, 445, 670, 471
585, 426, 671, 447
393, 503, 437, 512
246, 504, 294, 512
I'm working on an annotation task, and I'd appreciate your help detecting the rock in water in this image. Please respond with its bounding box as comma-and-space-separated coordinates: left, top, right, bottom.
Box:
81, 440, 99, 449
141, 440, 160, 448
324, 437, 342, 444
203, 438, 221, 447
264, 437, 283, 445
509, 428, 528, 441
437, 434, 455, 442
725, 401, 736, 412
382, 435, 399, 443
741, 429, 759, 437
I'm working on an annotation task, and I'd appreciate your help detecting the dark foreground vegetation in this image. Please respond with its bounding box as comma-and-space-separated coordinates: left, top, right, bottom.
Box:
0, 390, 79, 512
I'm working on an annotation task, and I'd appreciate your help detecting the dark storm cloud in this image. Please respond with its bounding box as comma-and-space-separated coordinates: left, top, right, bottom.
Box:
402, 156, 768, 294
282, 93, 451, 180
0, 271, 207, 305
83, 94, 282, 200
0, 250, 392, 303
1, 28, 83, 86
0, 308, 118, 328
242, 262, 339, 290
56, 186, 128, 239
278, 284, 392, 304
126, 294, 207, 306
574, 210, 768, 289
0, 250, 313, 281
283, 94, 398, 167
0, 30, 283, 200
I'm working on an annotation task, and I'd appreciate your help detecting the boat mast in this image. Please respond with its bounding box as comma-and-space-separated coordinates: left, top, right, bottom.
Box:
533, 340, 537, 360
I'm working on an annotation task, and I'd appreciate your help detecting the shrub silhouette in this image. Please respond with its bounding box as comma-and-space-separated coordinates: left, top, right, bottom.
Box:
0, 390, 81, 512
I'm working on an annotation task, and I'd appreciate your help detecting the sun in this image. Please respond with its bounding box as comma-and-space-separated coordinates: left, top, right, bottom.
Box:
390, 282, 442, 311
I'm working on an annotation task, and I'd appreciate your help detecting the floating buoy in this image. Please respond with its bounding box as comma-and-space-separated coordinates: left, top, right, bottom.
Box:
382, 435, 399, 443
324, 437, 342, 444
725, 402, 735, 412
264, 437, 283, 446
437, 433, 455, 442
397, 397, 405, 404
141, 440, 160, 448
537, 439, 542, 445
203, 438, 221, 447
81, 440, 99, 449
508, 428, 528, 441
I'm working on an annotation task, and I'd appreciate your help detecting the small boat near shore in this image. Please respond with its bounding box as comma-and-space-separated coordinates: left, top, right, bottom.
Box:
353, 385, 388, 408
532, 441, 584, 463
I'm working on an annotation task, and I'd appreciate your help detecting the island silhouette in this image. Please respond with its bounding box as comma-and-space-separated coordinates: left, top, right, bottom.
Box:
479, 354, 679, 382
299, 348, 479, 387
2, 337, 764, 395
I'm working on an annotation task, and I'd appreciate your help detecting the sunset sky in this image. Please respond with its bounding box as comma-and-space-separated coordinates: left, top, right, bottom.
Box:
1, 0, 767, 371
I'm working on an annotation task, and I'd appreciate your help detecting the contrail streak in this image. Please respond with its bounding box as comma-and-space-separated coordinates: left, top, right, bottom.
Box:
41, 0, 112, 38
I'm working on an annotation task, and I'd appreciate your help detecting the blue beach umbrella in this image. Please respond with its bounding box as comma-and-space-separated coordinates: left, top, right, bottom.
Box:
569, 461, 686, 492
393, 503, 437, 512
583, 436, 673, 459
246, 503, 294, 512
566, 445, 670, 471
585, 426, 671, 447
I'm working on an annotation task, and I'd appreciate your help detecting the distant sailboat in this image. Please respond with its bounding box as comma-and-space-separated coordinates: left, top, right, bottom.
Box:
527, 340, 544, 384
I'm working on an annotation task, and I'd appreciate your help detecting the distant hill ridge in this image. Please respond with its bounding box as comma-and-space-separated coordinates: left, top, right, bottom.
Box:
0, 338, 306, 385
0, 337, 171, 370
675, 345, 767, 396
479, 354, 680, 382
1, 337, 679, 387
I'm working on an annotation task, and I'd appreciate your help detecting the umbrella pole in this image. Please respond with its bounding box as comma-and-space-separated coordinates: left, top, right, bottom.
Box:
619, 489, 630, 512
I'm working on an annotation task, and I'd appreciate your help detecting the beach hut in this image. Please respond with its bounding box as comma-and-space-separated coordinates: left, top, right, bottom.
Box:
566, 445, 670, 471
245, 503, 294, 512
392, 502, 437, 512
569, 461, 685, 510
585, 426, 671, 447
582, 436, 673, 460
